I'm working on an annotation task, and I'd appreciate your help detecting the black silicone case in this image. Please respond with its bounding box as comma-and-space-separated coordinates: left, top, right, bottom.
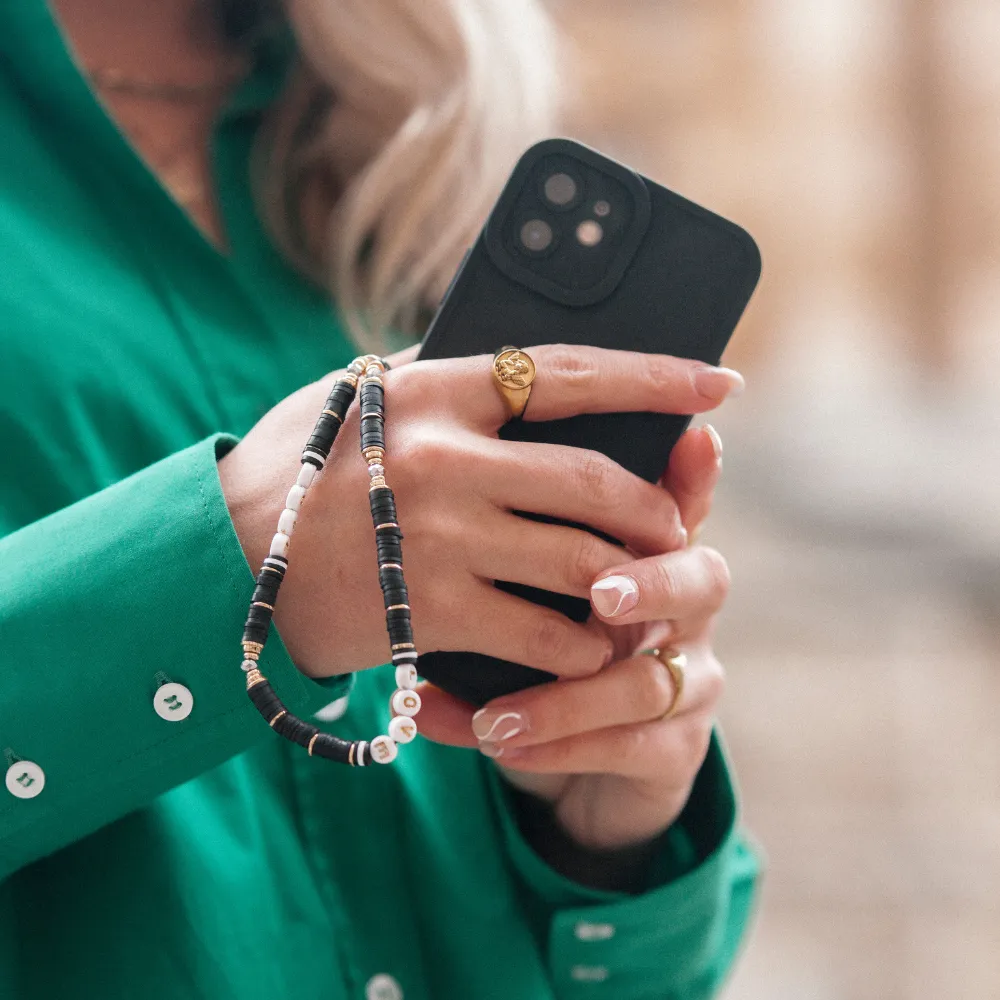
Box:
415, 138, 761, 707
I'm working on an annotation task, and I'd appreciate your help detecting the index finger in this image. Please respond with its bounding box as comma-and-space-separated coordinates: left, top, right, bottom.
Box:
426, 344, 745, 427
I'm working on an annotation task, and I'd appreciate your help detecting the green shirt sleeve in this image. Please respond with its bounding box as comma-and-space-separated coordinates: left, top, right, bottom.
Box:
483, 731, 761, 999
0, 432, 351, 880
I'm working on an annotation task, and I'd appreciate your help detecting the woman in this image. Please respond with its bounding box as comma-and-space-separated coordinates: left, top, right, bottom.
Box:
0, 0, 758, 997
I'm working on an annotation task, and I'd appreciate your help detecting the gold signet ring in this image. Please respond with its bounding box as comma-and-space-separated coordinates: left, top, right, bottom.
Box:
492, 346, 536, 419
644, 648, 686, 720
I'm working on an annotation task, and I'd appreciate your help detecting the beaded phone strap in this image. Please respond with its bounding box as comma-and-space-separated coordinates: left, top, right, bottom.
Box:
241, 355, 420, 767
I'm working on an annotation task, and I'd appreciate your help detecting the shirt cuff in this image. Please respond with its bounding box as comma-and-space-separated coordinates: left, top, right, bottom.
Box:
484, 730, 761, 999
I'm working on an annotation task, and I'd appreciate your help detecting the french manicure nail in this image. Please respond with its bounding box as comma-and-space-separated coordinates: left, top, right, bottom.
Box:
694, 367, 745, 401
590, 575, 640, 617
703, 424, 723, 463
472, 708, 527, 742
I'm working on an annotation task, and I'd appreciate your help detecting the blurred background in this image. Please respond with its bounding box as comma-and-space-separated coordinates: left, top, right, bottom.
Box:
545, 1, 1000, 997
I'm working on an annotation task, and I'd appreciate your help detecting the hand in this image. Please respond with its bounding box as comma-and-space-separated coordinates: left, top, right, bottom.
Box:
417, 424, 730, 850
218, 344, 742, 682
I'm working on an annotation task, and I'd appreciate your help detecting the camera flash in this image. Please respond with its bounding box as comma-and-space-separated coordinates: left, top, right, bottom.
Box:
576, 219, 604, 247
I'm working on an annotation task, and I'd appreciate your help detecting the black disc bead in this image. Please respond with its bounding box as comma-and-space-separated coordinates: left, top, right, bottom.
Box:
311, 733, 355, 764
247, 678, 284, 721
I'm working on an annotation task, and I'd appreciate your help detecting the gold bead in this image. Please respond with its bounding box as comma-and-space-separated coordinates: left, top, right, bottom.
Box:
391, 642, 416, 651
369, 477, 387, 490
269, 710, 287, 728
363, 447, 385, 462
307, 733, 319, 756
245, 669, 265, 688
242, 641, 264, 653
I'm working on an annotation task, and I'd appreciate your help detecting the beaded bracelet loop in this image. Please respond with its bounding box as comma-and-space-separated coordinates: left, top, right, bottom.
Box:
241, 355, 420, 766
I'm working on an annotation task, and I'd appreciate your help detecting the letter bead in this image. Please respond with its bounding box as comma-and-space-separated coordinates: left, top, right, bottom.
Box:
388, 715, 418, 744
391, 688, 421, 717
394, 664, 418, 690
369, 735, 398, 764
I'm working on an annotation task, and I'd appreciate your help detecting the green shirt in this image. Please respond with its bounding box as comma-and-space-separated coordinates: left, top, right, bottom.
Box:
0, 2, 759, 997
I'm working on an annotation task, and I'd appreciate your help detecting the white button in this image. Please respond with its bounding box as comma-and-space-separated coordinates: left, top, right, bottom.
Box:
365, 973, 403, 1000
6, 761, 45, 799
570, 966, 610, 982
153, 682, 194, 721
314, 694, 350, 722
574, 921, 616, 941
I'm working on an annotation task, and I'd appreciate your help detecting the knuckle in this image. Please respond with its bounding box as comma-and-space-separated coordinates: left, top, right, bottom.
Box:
574, 450, 619, 511
703, 655, 727, 704
526, 614, 572, 667
542, 344, 599, 384
650, 559, 683, 609
676, 718, 713, 773
618, 724, 655, 769
568, 532, 608, 590
397, 432, 455, 477
699, 547, 732, 603
637, 655, 679, 716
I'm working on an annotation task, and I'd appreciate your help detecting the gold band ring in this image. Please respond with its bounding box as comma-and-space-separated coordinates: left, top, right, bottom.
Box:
644, 647, 686, 720
492, 346, 536, 419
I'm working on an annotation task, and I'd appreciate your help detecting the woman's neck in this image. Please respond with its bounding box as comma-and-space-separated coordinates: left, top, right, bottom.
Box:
51, 0, 235, 84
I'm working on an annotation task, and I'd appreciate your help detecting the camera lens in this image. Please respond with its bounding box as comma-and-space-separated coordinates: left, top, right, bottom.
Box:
576, 219, 604, 246
519, 218, 554, 252
543, 172, 577, 207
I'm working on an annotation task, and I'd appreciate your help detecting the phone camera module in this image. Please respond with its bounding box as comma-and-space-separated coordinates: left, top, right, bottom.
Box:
519, 218, 554, 253
543, 172, 578, 207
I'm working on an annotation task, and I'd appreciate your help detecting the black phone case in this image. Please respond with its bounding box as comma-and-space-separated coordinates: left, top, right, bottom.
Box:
415, 138, 761, 706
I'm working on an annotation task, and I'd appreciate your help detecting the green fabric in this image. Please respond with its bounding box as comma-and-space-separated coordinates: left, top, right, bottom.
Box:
0, 2, 760, 997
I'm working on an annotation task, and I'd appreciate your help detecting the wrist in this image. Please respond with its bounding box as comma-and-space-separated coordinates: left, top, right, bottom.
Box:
508, 783, 661, 894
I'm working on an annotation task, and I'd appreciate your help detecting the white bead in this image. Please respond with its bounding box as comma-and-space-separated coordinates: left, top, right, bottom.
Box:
389, 715, 418, 744
269, 532, 290, 557
391, 688, 421, 717
240, 659, 257, 673
369, 735, 398, 764
394, 664, 418, 690
277, 508, 298, 535
367, 463, 385, 478
6, 761, 45, 799
285, 484, 307, 511
296, 464, 317, 488
153, 682, 194, 721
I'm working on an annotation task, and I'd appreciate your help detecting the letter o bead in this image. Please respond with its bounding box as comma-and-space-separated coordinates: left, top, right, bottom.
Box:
369, 735, 398, 765
390, 688, 422, 717
388, 715, 418, 745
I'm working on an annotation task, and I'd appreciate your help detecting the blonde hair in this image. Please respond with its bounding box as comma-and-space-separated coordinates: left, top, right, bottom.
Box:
262, 0, 560, 349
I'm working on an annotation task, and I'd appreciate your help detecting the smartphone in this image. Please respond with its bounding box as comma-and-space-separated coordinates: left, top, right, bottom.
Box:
415, 137, 760, 707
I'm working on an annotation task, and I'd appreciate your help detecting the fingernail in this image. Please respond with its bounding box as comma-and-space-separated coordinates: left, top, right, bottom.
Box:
590, 575, 640, 617
478, 743, 504, 759
676, 523, 689, 548
472, 707, 528, 742
694, 367, 745, 401
703, 424, 723, 463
